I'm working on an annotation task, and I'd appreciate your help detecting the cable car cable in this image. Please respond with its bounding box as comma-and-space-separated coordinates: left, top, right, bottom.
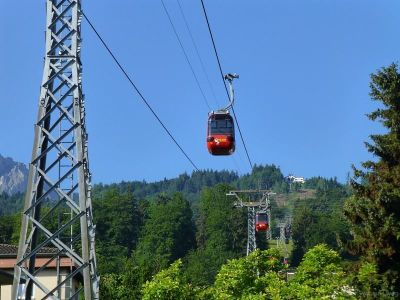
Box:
176, 0, 220, 108
162, 1, 238, 171
231, 107, 253, 168
199, 0, 253, 170
161, 0, 211, 111
167, 1, 241, 172
79, 9, 200, 171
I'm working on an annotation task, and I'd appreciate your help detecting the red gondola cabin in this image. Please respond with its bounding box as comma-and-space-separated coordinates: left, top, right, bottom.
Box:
255, 212, 269, 232
207, 111, 235, 155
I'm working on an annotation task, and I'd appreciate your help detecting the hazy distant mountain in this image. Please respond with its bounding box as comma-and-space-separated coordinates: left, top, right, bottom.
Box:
0, 154, 28, 195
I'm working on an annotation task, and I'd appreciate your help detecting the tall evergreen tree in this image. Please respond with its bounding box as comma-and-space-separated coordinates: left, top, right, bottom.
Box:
93, 189, 142, 274
130, 193, 195, 292
184, 184, 247, 285
0, 214, 20, 244
344, 63, 400, 293
134, 192, 195, 266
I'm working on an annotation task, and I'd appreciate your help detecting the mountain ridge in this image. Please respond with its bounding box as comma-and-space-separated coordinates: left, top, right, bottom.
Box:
0, 154, 28, 195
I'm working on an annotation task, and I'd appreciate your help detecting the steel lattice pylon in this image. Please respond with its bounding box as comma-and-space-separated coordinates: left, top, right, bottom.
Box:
12, 1, 98, 299
277, 217, 291, 259
246, 207, 256, 255
266, 208, 272, 241
228, 190, 275, 255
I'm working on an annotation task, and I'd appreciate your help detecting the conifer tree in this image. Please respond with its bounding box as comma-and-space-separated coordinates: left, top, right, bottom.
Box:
344, 63, 400, 293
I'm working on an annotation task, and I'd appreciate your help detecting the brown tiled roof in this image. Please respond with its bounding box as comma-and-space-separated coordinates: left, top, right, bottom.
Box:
0, 244, 60, 256
0, 245, 76, 271
0, 244, 18, 255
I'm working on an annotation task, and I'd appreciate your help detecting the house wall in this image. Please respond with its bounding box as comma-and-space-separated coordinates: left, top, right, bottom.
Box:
1, 269, 77, 300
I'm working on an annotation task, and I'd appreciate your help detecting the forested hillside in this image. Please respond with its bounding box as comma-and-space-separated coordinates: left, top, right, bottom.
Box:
0, 192, 24, 216
0, 164, 352, 298
95, 176, 350, 299
93, 164, 287, 203
87, 166, 353, 298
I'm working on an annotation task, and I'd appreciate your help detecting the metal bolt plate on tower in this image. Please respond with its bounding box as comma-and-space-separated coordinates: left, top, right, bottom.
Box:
12, 1, 98, 299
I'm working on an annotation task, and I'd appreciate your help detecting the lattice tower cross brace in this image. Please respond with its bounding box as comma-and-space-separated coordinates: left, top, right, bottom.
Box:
12, 1, 98, 299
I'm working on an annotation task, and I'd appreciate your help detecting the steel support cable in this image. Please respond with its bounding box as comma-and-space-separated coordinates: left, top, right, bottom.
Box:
161, 0, 211, 111
200, 0, 253, 170
167, 0, 241, 174
176, 0, 220, 108
79, 9, 200, 171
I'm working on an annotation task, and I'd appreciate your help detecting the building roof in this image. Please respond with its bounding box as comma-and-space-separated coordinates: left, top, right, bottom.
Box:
0, 244, 75, 270
0, 244, 18, 255
0, 244, 59, 257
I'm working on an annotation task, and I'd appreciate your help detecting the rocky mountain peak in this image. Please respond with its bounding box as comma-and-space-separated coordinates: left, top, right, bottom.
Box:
0, 154, 28, 195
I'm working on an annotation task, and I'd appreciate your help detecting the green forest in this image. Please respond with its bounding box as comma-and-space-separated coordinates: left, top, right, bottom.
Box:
1, 64, 400, 298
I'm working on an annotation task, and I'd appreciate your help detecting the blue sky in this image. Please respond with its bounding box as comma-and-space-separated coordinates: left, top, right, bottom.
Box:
0, 1, 398, 184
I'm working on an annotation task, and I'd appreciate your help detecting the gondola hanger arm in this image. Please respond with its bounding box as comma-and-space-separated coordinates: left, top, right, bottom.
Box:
221, 73, 239, 112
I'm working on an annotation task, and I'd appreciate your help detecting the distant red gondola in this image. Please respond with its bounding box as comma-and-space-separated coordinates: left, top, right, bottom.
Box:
255, 212, 269, 232
206, 111, 235, 155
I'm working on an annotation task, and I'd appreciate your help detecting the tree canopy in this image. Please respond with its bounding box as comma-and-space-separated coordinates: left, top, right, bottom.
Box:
142, 245, 355, 300
344, 63, 400, 294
